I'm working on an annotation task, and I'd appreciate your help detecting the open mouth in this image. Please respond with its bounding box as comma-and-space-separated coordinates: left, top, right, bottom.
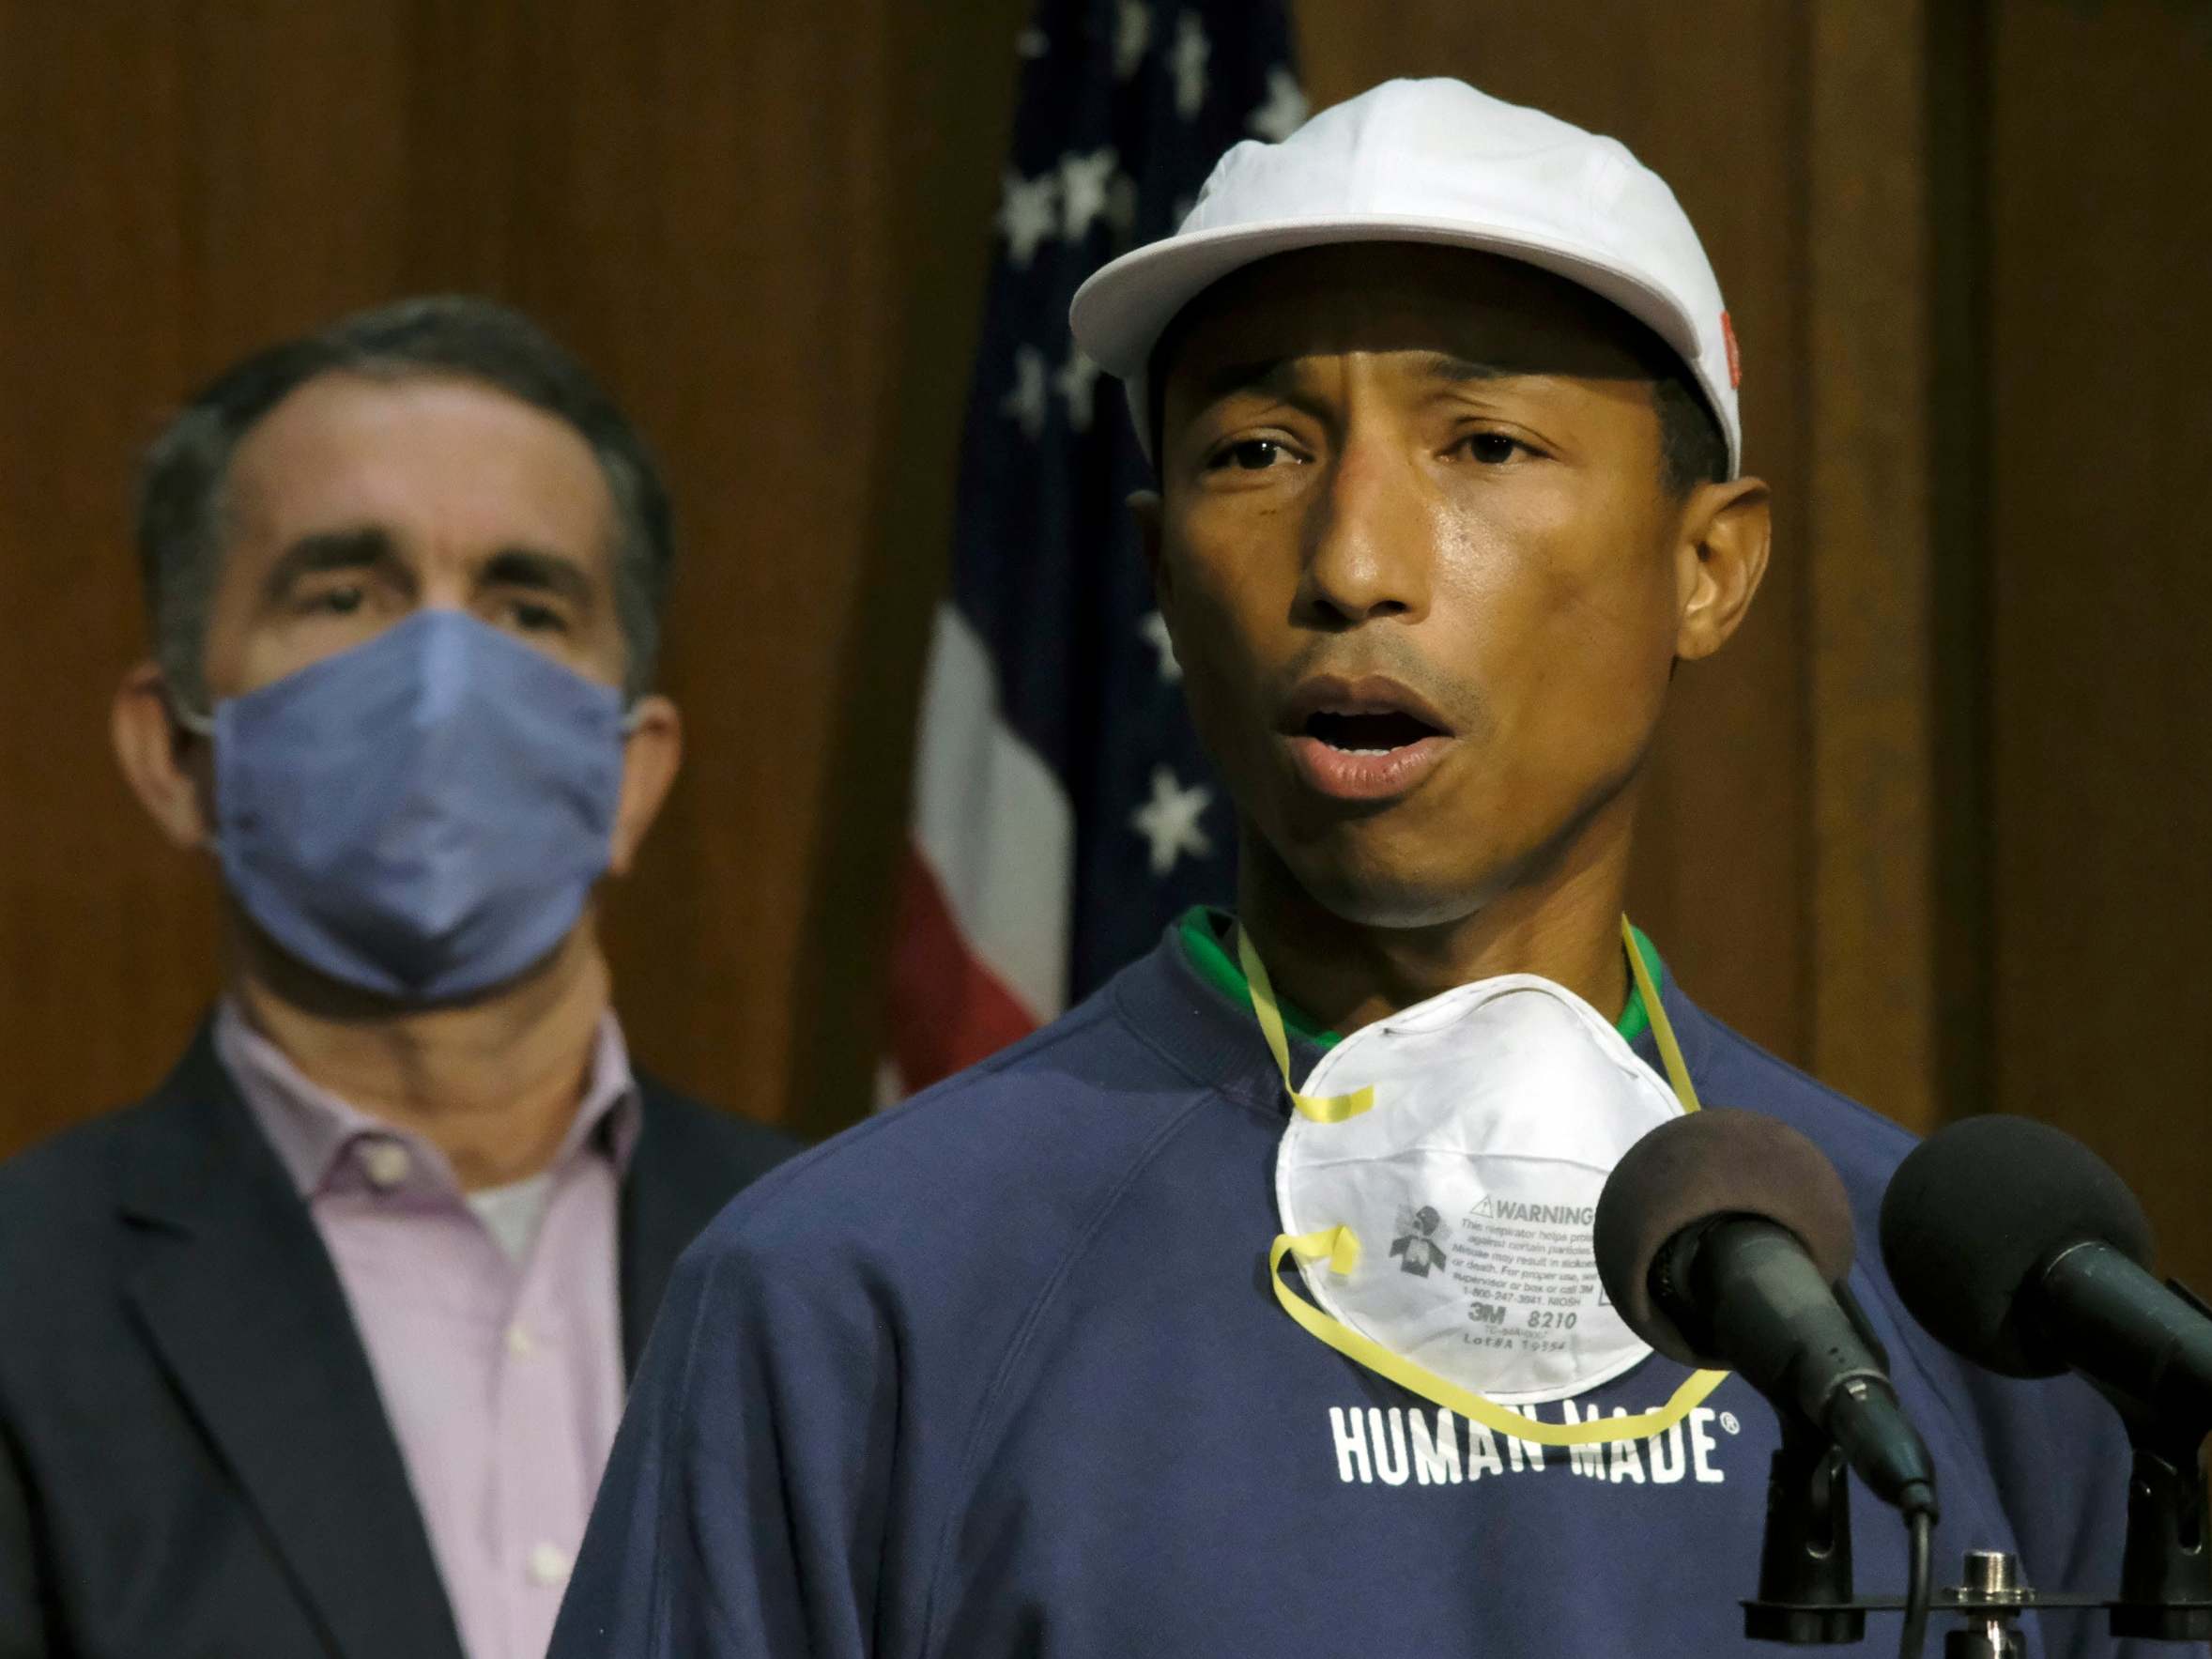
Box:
1280, 675, 1456, 803
1303, 708, 1445, 755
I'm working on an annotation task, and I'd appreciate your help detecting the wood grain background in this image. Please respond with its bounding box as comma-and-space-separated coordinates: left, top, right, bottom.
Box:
2, 1, 2206, 1282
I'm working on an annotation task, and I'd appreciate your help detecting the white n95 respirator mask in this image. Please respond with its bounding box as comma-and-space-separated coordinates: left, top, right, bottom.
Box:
1248, 918, 1727, 1447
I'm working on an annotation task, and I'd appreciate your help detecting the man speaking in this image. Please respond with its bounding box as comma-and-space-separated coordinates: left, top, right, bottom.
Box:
0, 297, 794, 1658
554, 83, 2139, 1656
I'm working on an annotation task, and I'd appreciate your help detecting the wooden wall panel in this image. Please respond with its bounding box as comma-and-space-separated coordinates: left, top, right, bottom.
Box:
1804, 0, 1943, 1131
1296, 0, 1818, 1073
0, 3, 204, 1128
1987, 1, 2212, 1285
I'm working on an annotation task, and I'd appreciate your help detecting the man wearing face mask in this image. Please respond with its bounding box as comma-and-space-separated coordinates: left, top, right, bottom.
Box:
0, 297, 796, 1659
554, 84, 2141, 1658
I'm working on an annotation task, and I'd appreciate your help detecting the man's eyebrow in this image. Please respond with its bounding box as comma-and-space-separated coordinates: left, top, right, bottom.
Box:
260, 527, 395, 601
480, 546, 593, 605
1410, 351, 1510, 384
1192, 356, 1300, 407
1193, 351, 1512, 406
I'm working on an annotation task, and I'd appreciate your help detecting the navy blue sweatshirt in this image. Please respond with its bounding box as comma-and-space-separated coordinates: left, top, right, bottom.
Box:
554, 930, 2156, 1658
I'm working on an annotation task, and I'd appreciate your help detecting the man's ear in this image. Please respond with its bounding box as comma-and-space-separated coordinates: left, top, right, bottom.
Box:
1129, 487, 1166, 596
1673, 475, 1773, 662
111, 660, 216, 850
608, 694, 682, 878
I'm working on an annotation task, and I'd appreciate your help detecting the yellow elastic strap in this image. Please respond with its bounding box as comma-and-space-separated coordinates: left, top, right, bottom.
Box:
1270, 1227, 1729, 1447
1624, 914, 1697, 1113
1237, 926, 1375, 1123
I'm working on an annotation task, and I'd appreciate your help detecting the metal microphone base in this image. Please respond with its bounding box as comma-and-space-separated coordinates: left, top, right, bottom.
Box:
1744, 1540, 2212, 1646
1943, 1550, 2026, 1659
1943, 1621, 2024, 1659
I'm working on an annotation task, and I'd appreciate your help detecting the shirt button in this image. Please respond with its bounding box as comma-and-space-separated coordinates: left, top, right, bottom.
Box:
360, 1141, 411, 1190
505, 1322, 536, 1359
528, 1542, 572, 1587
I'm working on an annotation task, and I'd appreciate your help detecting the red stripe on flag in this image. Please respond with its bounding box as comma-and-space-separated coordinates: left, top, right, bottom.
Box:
888, 843, 1041, 1092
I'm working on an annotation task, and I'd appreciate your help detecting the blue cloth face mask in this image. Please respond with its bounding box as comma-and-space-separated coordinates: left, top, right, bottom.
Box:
180, 610, 628, 1004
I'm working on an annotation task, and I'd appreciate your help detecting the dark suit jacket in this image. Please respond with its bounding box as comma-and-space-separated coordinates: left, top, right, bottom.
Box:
0, 1027, 800, 1659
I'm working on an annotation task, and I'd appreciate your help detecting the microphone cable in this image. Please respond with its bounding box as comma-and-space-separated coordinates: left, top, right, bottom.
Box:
1897, 1508, 1933, 1659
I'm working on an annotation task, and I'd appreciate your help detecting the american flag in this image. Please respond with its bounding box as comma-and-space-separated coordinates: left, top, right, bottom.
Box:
887, 0, 1305, 1093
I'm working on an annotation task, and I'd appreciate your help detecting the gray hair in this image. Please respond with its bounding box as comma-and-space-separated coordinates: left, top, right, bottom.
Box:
137, 295, 676, 710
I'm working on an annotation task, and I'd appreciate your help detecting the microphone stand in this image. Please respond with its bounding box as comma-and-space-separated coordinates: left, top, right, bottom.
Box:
2105, 1277, 2212, 1641
1743, 1283, 1894, 1645
2112, 1415, 2212, 1643
1744, 1409, 1866, 1645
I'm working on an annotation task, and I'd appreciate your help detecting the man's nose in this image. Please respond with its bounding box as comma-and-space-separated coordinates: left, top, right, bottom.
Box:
1294, 433, 1435, 629
413, 571, 479, 619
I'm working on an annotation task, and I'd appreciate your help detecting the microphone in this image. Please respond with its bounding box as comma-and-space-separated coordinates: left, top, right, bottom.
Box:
1594, 1108, 1938, 1517
1878, 1114, 2212, 1430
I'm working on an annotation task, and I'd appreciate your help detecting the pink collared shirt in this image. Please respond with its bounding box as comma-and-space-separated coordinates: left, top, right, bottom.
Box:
217, 1003, 639, 1659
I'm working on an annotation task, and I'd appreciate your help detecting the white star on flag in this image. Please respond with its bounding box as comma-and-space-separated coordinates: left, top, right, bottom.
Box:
1138, 610, 1182, 682
1059, 147, 1119, 241
996, 169, 1060, 269
1171, 13, 1210, 118
1131, 765, 1213, 876
1114, 0, 1151, 79
1248, 67, 1308, 141
1054, 347, 1101, 431
1016, 26, 1049, 58
1002, 346, 1049, 438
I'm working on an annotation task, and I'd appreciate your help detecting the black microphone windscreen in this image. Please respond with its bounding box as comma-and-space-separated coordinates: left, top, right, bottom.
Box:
1594, 1108, 1856, 1365
1878, 1114, 2153, 1377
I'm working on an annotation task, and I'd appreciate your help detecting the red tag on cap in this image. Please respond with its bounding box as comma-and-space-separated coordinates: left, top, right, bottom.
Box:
1721, 310, 1742, 389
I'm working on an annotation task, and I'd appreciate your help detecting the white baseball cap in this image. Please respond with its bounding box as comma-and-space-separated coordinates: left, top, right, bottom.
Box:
1069, 77, 1743, 477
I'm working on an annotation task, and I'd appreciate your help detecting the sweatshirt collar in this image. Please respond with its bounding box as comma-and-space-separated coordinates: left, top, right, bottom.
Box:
1171, 904, 1666, 1050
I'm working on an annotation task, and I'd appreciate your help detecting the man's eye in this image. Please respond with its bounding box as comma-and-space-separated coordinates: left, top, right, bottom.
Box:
503, 601, 569, 635
304, 585, 366, 616
1212, 438, 1292, 471
1461, 433, 1526, 465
